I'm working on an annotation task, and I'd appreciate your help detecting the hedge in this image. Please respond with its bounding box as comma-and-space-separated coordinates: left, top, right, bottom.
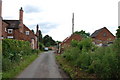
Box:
2, 39, 33, 72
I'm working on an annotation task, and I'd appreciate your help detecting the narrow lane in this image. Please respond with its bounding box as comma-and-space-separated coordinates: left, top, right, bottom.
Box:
17, 51, 67, 78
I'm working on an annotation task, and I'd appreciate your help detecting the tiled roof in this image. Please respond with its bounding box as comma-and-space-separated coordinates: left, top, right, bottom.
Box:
3, 20, 20, 29
91, 27, 106, 37
61, 34, 82, 45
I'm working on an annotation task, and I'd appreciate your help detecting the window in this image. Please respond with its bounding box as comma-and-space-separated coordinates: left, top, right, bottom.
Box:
5, 28, 7, 32
103, 32, 107, 37
8, 29, 13, 34
26, 31, 29, 35
7, 36, 13, 38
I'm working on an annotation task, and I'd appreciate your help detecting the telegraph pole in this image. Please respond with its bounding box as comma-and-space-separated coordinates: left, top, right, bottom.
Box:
72, 13, 74, 34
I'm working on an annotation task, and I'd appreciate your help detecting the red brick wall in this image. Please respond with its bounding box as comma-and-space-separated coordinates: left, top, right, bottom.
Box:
14, 29, 31, 42
23, 25, 35, 39
2, 21, 8, 38
14, 25, 38, 49
94, 28, 115, 44
62, 34, 82, 47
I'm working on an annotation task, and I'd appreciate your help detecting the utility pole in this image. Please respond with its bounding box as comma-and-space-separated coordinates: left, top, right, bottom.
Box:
0, 0, 2, 39
72, 13, 74, 34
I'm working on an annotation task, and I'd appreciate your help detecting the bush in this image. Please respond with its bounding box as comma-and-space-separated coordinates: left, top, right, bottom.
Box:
61, 38, 119, 78
2, 39, 37, 72
2, 58, 13, 72
76, 52, 91, 69
78, 38, 94, 51
39, 42, 44, 51
62, 47, 80, 64
71, 40, 79, 47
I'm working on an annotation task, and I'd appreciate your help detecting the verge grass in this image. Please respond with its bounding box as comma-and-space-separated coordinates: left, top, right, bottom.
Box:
2, 53, 39, 78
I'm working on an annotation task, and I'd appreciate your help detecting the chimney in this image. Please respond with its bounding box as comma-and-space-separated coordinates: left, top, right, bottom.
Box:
36, 24, 39, 49
19, 7, 23, 23
19, 7, 24, 33
36, 24, 39, 36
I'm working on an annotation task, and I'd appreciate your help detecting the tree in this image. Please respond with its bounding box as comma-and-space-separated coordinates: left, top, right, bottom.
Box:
43, 35, 56, 47
116, 26, 120, 38
38, 30, 42, 43
74, 30, 90, 38
31, 29, 34, 34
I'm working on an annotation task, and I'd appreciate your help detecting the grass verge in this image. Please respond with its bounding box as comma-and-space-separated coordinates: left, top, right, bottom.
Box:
56, 54, 96, 79
2, 53, 40, 78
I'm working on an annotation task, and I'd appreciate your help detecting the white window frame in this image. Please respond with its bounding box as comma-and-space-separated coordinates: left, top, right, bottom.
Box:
8, 29, 13, 34
7, 36, 13, 39
103, 32, 107, 37
26, 31, 30, 35
5, 28, 7, 32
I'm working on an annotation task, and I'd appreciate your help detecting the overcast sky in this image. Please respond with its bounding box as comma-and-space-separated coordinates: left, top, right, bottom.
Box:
2, 0, 119, 41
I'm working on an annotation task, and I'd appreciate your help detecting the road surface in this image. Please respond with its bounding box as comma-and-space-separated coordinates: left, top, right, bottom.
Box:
17, 51, 68, 78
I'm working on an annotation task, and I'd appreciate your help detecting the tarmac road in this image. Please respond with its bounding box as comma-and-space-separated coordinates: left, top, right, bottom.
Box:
17, 51, 68, 78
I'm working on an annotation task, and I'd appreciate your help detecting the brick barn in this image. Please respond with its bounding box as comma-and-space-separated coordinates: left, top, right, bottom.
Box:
58, 34, 82, 53
91, 27, 115, 46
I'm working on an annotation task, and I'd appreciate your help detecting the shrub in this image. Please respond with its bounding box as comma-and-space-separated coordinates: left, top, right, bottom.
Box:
2, 58, 13, 72
78, 38, 94, 51
39, 42, 44, 51
62, 47, 80, 64
71, 40, 79, 47
2, 39, 36, 72
76, 52, 91, 69
61, 38, 119, 78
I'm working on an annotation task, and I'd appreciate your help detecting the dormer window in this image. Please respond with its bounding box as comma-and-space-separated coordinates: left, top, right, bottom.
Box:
26, 31, 29, 35
8, 29, 13, 34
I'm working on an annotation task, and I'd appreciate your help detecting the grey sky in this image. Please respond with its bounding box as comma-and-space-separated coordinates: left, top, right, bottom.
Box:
24, 5, 42, 13
2, 0, 119, 41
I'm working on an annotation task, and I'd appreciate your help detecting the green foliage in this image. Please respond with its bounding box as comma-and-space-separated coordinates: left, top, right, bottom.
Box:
3, 54, 38, 78
2, 58, 13, 72
31, 29, 34, 34
62, 47, 80, 63
39, 42, 44, 51
3, 39, 31, 57
61, 38, 119, 78
38, 30, 43, 43
116, 26, 120, 38
78, 38, 94, 51
71, 40, 78, 47
2, 39, 38, 72
77, 52, 91, 70
43, 35, 56, 47
74, 30, 90, 38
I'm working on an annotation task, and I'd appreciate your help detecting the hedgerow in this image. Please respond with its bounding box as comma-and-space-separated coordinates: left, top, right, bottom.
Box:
2, 39, 38, 72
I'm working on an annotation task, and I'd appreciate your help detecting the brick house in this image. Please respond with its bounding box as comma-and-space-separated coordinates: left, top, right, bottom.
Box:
61, 34, 82, 47
0, 1, 39, 49
91, 27, 115, 46
58, 34, 82, 53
